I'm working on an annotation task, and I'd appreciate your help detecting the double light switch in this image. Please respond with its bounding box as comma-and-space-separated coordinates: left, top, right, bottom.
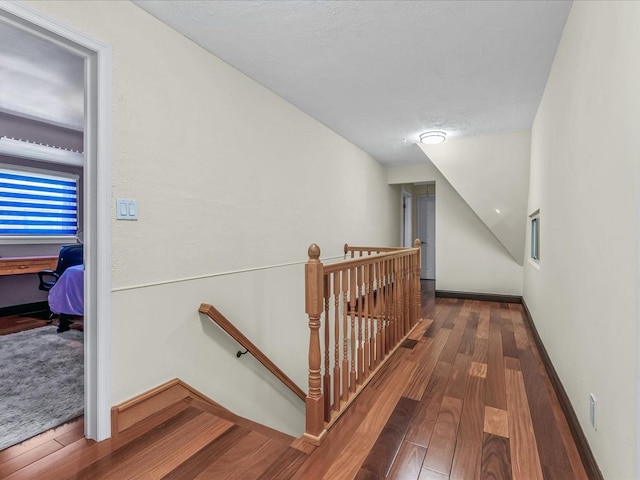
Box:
116, 198, 138, 220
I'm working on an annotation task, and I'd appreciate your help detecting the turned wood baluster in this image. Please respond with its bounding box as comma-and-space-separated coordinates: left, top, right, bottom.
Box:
383, 259, 390, 354
341, 269, 349, 402
406, 254, 412, 330
363, 263, 371, 379
407, 249, 413, 327
405, 253, 412, 330
333, 272, 340, 412
371, 262, 378, 369
367, 263, 375, 373
357, 265, 364, 384
384, 260, 394, 353
414, 239, 421, 326
395, 257, 400, 339
379, 260, 389, 358
387, 259, 393, 350
349, 267, 356, 393
390, 257, 396, 346
368, 262, 376, 370
384, 260, 389, 351
375, 261, 383, 367
305, 244, 325, 438
323, 275, 331, 421
401, 255, 409, 337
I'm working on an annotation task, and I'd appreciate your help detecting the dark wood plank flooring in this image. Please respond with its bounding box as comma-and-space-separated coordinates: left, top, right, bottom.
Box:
0, 310, 83, 335
0, 311, 50, 335
2, 281, 588, 479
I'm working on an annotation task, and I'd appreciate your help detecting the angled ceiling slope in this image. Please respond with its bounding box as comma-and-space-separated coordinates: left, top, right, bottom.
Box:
133, 0, 571, 166
419, 131, 531, 264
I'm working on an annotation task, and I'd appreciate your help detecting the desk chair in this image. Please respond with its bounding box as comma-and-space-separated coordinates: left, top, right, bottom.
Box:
37, 244, 83, 327
37, 244, 83, 292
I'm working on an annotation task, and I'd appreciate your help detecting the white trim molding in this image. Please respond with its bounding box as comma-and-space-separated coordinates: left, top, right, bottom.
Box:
0, 1, 113, 441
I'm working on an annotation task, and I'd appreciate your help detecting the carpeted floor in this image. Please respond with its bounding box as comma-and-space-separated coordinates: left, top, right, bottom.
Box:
0, 326, 83, 451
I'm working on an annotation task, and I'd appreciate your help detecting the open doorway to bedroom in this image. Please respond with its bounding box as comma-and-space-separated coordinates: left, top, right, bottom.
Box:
400, 182, 436, 313
0, 19, 86, 451
417, 192, 435, 280
404, 182, 435, 280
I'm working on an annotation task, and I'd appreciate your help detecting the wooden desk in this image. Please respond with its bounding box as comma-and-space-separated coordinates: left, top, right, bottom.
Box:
0, 256, 58, 276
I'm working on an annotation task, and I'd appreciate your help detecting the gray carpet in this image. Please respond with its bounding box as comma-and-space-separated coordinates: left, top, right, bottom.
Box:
0, 326, 83, 450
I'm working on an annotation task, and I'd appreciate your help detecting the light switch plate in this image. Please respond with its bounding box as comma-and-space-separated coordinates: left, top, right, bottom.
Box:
116, 198, 138, 220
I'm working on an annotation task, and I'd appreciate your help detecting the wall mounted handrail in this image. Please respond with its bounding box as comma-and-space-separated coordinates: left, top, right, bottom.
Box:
199, 303, 306, 401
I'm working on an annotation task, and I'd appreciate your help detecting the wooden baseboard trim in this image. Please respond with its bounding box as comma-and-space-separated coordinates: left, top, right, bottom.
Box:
521, 299, 603, 480
0, 301, 49, 317
111, 378, 224, 437
435, 290, 522, 304
110, 378, 295, 445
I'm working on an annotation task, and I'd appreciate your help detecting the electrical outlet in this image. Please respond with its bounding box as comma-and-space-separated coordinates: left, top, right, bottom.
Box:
589, 393, 597, 430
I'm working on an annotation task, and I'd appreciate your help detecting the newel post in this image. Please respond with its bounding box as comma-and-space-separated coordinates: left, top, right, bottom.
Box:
414, 239, 422, 325
305, 244, 325, 441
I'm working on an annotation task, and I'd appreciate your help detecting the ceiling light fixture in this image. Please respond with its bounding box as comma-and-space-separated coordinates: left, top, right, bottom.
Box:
419, 131, 446, 145
0, 136, 83, 167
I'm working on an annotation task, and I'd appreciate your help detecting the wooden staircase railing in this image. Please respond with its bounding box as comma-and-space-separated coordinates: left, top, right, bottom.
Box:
199, 303, 306, 401
343, 243, 406, 258
304, 240, 422, 444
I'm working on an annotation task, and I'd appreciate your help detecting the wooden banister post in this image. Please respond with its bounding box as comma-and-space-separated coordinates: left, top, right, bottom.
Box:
305, 244, 325, 441
414, 239, 422, 324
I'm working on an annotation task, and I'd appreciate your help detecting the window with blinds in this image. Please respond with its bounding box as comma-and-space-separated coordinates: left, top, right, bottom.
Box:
0, 166, 78, 238
530, 210, 540, 262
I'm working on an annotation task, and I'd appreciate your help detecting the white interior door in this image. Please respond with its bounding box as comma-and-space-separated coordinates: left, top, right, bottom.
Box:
417, 194, 435, 280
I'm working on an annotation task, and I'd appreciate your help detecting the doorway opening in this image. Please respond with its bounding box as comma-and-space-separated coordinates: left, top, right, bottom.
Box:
0, 2, 112, 443
402, 191, 412, 248
417, 192, 435, 280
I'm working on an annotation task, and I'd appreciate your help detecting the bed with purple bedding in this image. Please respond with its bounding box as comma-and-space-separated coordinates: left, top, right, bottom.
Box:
48, 264, 83, 332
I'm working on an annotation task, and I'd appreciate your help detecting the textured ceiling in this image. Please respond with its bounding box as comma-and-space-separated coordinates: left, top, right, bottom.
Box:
134, 0, 571, 166
0, 21, 83, 131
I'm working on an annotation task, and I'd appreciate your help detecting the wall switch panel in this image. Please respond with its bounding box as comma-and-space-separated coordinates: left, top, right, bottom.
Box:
116, 198, 138, 220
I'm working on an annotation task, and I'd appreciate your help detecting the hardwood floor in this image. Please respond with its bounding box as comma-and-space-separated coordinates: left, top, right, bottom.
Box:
0, 311, 50, 335
1, 284, 589, 479
0, 311, 83, 335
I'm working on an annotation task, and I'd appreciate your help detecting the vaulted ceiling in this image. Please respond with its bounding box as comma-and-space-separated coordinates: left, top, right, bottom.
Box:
134, 0, 572, 166
1, 1, 571, 264
0, 1, 571, 164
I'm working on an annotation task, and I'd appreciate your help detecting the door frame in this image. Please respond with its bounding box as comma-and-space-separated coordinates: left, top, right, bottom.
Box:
0, 1, 113, 441
417, 193, 435, 280
401, 191, 412, 247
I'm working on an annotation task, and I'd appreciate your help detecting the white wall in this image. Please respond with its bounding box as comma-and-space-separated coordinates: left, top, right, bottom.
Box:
29, 0, 399, 436
389, 160, 522, 295
524, 2, 640, 478
418, 130, 531, 264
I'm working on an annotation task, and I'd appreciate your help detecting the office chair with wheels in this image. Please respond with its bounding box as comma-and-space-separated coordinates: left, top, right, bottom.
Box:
37, 244, 83, 292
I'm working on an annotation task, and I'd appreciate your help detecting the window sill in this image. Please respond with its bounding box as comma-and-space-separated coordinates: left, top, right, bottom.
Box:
0, 235, 79, 246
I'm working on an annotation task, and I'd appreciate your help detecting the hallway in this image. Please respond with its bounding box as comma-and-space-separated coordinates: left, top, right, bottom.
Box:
2, 284, 589, 479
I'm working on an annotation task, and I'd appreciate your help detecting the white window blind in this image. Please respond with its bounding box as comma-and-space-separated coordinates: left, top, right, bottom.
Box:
0, 167, 78, 237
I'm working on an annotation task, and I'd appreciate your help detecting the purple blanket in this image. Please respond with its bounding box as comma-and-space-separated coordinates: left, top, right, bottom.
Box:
48, 264, 84, 316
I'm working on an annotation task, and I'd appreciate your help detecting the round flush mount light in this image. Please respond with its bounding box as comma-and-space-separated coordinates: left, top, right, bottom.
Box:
419, 131, 447, 144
